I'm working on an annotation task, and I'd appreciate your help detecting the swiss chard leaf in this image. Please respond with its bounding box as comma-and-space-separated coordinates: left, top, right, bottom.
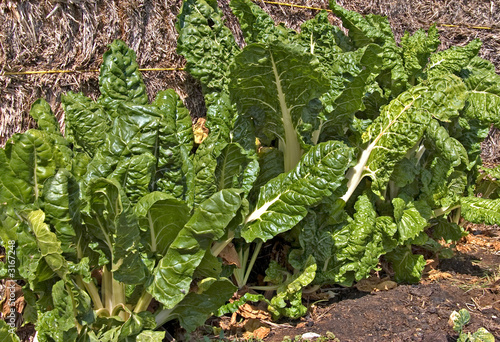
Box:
229, 42, 329, 171
134, 192, 190, 257
165, 277, 237, 332
98, 40, 148, 110
148, 189, 242, 308
242, 140, 353, 242
176, 0, 240, 106
461, 197, 500, 225
386, 246, 426, 283
268, 255, 316, 319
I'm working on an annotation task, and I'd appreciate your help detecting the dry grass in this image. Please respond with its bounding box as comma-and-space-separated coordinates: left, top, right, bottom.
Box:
0, 0, 499, 156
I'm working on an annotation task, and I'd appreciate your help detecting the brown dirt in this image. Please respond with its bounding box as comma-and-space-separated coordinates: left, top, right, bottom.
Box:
257, 223, 500, 342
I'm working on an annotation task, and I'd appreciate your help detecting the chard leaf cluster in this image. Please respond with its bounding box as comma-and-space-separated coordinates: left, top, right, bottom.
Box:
0, 40, 241, 340
2, 0, 500, 338
176, 0, 500, 319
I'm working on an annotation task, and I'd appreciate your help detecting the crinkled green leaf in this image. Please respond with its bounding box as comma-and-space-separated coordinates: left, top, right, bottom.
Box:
386, 246, 425, 283
192, 136, 226, 206
288, 210, 335, 276
108, 153, 156, 202
420, 119, 469, 209
345, 86, 432, 200
30, 98, 60, 134
193, 249, 223, 279
0, 320, 20, 342
229, 42, 329, 171
84, 102, 161, 194
461, 197, 500, 225
28, 99, 73, 169
467, 327, 495, 342
392, 198, 431, 243
329, 1, 407, 95
449, 118, 490, 169
192, 106, 255, 208
426, 39, 481, 79
29, 210, 68, 279
135, 192, 190, 257
215, 142, 259, 195
318, 44, 384, 143
99, 40, 148, 110
148, 189, 242, 309
82, 178, 144, 283
316, 195, 397, 286
400, 26, 440, 82
242, 140, 353, 242
0, 130, 59, 206
176, 0, 240, 105
166, 277, 237, 332
230, 0, 293, 44
1, 214, 40, 282
391, 156, 422, 189
62, 91, 110, 156
36, 280, 78, 342
450, 308, 471, 333
329, 0, 392, 48
264, 260, 288, 285
460, 57, 500, 127
118, 311, 156, 341
135, 331, 166, 342
153, 89, 194, 200
268, 255, 316, 319
425, 119, 469, 169
42, 169, 80, 256
432, 217, 467, 243
296, 10, 349, 60
216, 292, 268, 317
426, 74, 468, 122
248, 147, 284, 203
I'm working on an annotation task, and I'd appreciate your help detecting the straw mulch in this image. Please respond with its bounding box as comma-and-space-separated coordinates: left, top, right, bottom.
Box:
0, 0, 499, 163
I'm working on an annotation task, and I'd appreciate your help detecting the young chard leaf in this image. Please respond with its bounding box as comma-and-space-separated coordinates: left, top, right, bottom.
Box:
268, 255, 317, 319
99, 40, 148, 110
230, 0, 294, 45
28, 210, 69, 279
386, 246, 426, 283
461, 57, 500, 127
176, 0, 240, 105
62, 91, 110, 157
163, 277, 237, 332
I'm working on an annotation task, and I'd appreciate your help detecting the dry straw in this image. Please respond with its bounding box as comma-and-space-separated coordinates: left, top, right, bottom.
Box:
1, 0, 499, 163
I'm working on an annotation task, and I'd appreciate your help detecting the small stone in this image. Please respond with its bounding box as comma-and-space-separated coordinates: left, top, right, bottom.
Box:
302, 332, 321, 340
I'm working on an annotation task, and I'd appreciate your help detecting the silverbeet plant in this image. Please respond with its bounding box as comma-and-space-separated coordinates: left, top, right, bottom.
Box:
0, 41, 241, 340
1, 0, 500, 339
177, 0, 500, 319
